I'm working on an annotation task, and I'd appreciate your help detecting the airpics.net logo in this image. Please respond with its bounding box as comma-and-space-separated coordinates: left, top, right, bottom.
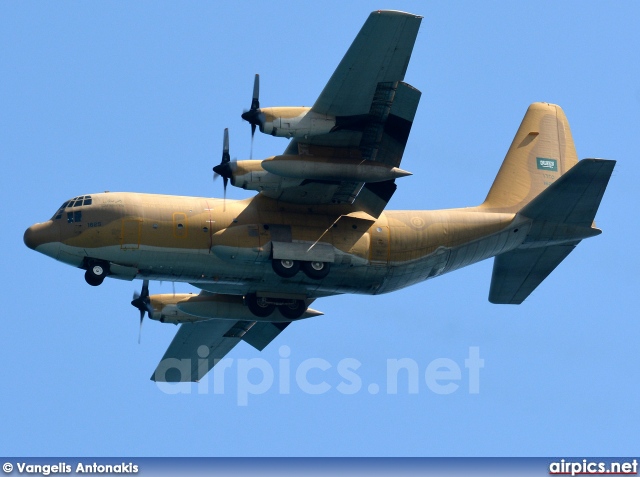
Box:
153, 346, 484, 405
536, 157, 558, 171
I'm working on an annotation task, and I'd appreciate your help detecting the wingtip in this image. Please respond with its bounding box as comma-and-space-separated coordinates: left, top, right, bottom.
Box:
371, 10, 423, 19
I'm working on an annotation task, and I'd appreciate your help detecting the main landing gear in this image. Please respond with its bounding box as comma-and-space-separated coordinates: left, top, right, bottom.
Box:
271, 259, 331, 280
84, 261, 109, 286
271, 258, 300, 278
244, 293, 308, 320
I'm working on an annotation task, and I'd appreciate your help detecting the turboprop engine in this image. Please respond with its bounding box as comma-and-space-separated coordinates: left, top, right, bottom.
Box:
240, 74, 336, 140
212, 127, 413, 195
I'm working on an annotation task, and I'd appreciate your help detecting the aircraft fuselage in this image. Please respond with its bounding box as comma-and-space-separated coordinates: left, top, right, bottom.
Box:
24, 192, 528, 299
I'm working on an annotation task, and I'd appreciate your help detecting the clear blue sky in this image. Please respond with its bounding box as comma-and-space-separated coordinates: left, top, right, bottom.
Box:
1, 1, 638, 456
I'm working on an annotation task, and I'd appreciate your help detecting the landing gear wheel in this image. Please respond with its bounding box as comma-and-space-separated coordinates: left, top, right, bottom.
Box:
272, 258, 300, 278
279, 300, 307, 320
301, 261, 331, 280
85, 264, 107, 287
245, 293, 275, 318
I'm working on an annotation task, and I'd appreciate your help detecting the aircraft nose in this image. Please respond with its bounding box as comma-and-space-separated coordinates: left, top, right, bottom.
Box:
24, 221, 60, 250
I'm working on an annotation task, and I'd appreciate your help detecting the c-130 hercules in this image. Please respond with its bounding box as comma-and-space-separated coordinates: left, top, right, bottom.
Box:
24, 11, 615, 382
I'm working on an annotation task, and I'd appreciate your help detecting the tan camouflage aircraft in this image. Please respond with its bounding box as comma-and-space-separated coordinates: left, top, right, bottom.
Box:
24, 10, 615, 383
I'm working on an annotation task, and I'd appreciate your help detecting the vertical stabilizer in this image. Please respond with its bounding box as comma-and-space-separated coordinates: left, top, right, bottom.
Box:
481, 103, 578, 213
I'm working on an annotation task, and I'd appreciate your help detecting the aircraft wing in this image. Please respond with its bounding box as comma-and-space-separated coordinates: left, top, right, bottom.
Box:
151, 319, 288, 382
260, 11, 422, 216
312, 10, 422, 118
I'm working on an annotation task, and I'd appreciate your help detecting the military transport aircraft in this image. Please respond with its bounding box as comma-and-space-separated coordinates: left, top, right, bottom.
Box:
24, 10, 615, 383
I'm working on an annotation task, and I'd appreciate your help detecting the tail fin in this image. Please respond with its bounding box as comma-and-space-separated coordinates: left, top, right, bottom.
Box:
484, 103, 617, 305
481, 102, 578, 213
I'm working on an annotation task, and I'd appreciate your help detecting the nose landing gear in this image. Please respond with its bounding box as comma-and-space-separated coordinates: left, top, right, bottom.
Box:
84, 261, 109, 286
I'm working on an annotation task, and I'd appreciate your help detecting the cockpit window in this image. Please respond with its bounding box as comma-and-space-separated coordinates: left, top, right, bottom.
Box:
52, 195, 92, 220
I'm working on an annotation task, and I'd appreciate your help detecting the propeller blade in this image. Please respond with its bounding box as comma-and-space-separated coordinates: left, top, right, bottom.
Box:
131, 279, 152, 344
251, 73, 260, 111
141, 279, 149, 298
213, 128, 234, 202
222, 128, 230, 163
223, 176, 228, 211
241, 74, 264, 144
138, 311, 144, 344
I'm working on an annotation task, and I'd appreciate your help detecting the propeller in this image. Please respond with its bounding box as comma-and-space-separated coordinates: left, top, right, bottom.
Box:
212, 128, 233, 207
240, 74, 264, 157
131, 279, 153, 344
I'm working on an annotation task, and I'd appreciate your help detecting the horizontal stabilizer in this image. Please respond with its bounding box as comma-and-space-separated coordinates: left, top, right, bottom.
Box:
490, 158, 615, 304
489, 243, 578, 304
520, 159, 616, 226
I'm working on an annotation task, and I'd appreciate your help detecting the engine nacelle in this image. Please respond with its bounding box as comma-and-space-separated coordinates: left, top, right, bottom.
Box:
260, 107, 335, 138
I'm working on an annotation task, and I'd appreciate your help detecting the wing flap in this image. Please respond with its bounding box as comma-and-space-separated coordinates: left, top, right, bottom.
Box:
242, 322, 289, 352
358, 81, 421, 167
351, 180, 397, 218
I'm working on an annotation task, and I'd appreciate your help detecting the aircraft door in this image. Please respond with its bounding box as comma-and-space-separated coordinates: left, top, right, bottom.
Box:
121, 219, 141, 249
